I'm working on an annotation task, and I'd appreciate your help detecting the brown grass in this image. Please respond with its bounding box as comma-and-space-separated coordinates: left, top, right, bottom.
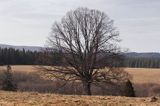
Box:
123, 68, 160, 97
1, 66, 160, 96
1, 66, 160, 84
0, 65, 38, 73
0, 65, 160, 105
0, 91, 160, 106
125, 68, 160, 84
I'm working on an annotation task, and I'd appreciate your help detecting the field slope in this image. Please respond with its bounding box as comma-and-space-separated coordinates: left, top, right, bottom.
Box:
1, 66, 160, 105
0, 91, 160, 106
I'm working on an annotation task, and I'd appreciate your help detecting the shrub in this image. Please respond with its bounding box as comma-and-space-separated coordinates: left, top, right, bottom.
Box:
124, 80, 135, 97
1, 65, 17, 91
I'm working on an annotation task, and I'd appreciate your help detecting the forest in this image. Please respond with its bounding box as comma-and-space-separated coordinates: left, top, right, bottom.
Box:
0, 47, 160, 68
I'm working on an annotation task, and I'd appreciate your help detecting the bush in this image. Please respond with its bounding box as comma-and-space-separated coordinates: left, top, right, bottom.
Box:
1, 65, 17, 91
124, 80, 135, 97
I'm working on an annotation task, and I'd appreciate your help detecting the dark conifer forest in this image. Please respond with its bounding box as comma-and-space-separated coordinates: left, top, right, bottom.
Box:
0, 47, 160, 68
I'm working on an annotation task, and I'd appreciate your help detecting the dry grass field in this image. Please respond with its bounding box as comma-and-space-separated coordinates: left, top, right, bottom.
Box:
0, 91, 160, 106
0, 65, 38, 73
1, 65, 159, 84
1, 65, 160, 84
125, 68, 160, 84
0, 65, 160, 105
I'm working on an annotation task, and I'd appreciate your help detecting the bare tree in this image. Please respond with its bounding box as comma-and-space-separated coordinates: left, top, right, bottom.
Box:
43, 8, 130, 95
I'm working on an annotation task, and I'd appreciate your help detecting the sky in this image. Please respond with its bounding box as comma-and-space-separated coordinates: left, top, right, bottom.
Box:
0, 0, 159, 52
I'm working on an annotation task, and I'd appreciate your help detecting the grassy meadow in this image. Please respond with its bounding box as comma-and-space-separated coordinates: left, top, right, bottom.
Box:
0, 91, 160, 106
0, 65, 160, 105
0, 65, 160, 96
1, 65, 160, 83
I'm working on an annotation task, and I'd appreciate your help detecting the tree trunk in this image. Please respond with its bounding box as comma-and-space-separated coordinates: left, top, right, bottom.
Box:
83, 81, 92, 95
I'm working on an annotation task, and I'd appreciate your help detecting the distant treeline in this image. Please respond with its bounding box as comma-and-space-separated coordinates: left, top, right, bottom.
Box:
124, 57, 160, 68
0, 48, 160, 68
0, 48, 40, 65
0, 48, 63, 66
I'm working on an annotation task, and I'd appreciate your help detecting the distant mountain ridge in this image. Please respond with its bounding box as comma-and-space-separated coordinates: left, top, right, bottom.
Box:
125, 52, 160, 58
0, 44, 160, 58
0, 44, 42, 51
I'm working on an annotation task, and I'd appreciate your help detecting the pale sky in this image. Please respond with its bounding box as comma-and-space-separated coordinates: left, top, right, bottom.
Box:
0, 0, 159, 52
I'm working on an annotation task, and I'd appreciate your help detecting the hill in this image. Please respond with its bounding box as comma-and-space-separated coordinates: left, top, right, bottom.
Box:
0, 44, 42, 51
125, 52, 160, 58
0, 44, 160, 58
